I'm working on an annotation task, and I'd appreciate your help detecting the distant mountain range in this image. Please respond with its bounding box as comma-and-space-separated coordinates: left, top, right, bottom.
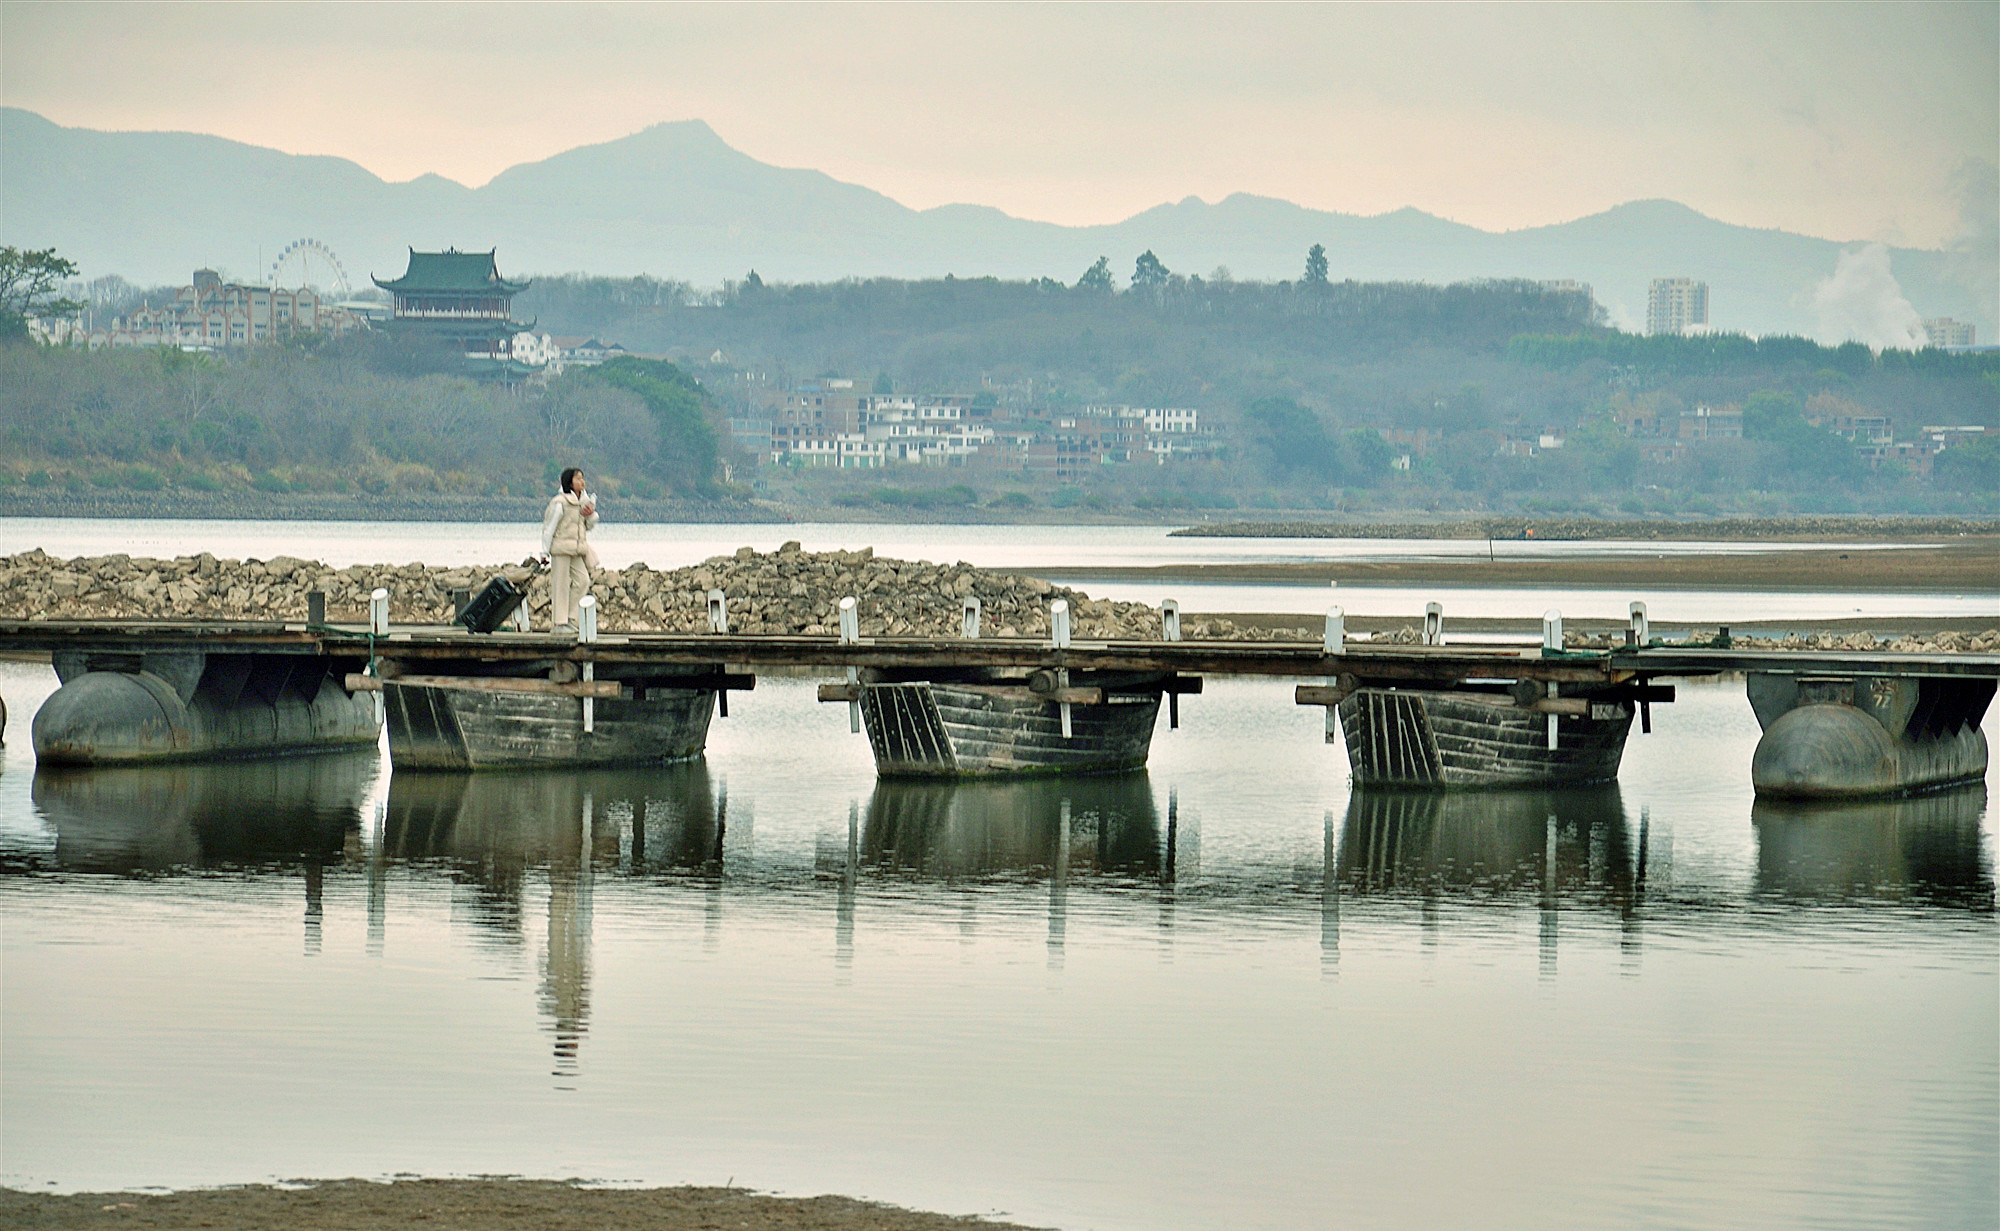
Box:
4, 107, 1992, 341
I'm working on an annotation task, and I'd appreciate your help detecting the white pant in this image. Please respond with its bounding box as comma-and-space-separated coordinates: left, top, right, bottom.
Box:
550, 554, 591, 628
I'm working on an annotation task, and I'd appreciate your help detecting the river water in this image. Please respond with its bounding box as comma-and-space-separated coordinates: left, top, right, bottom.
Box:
1, 521, 1995, 1230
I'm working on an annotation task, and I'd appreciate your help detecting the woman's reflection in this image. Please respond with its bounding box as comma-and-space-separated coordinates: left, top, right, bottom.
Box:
383, 763, 719, 1075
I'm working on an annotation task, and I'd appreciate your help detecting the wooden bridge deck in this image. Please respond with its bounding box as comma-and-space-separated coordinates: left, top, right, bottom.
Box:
2, 619, 1995, 684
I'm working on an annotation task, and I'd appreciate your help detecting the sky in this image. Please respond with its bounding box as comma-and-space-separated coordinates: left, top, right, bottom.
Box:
2, 1, 1995, 249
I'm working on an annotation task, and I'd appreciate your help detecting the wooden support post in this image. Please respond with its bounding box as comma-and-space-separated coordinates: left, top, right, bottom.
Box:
840, 597, 860, 733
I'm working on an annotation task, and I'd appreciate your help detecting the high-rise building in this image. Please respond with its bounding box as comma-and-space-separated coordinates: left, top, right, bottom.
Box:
1922, 317, 1975, 348
1647, 278, 1708, 336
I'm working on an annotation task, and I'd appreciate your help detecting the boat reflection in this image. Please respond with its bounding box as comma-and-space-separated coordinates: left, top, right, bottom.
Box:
381, 762, 721, 1076
848, 772, 1162, 879
1338, 785, 1635, 900
1752, 785, 1991, 906
32, 754, 374, 872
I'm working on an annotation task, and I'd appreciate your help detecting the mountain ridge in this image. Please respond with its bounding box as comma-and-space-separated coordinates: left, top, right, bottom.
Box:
2, 107, 1990, 340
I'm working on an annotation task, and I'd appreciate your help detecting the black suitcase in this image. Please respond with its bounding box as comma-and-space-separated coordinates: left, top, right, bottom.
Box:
457, 574, 527, 633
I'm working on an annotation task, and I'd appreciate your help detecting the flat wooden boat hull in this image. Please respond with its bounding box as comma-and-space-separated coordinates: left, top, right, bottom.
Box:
1337, 688, 1633, 789
861, 682, 1162, 778
384, 681, 716, 770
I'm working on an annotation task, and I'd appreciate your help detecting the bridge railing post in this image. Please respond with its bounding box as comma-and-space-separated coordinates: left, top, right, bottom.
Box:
1325, 606, 1345, 655
1628, 601, 1649, 646
578, 596, 598, 732
706, 589, 728, 634
839, 596, 860, 733
1050, 599, 1071, 650
1423, 601, 1443, 646
1160, 599, 1181, 642
369, 588, 390, 635
1543, 609, 1563, 653
962, 596, 982, 639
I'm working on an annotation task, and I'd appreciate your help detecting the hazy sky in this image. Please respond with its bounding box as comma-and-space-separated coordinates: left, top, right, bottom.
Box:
3, 2, 1994, 248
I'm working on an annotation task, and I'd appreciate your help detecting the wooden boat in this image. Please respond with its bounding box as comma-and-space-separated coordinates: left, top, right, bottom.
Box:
860, 681, 1164, 778
1336, 687, 1634, 788
382, 678, 717, 771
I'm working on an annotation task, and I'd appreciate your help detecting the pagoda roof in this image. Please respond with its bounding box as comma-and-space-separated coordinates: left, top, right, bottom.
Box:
373, 248, 530, 295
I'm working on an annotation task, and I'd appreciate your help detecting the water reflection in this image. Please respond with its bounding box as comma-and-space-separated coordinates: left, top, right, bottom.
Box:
32, 754, 373, 873
383, 763, 720, 1076
1338, 785, 1636, 900
849, 772, 1162, 880
1752, 785, 1992, 906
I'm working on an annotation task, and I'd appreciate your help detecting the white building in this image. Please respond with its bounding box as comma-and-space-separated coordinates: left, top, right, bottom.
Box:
1646, 278, 1709, 336
512, 330, 563, 371
87, 269, 363, 350
1922, 318, 1976, 348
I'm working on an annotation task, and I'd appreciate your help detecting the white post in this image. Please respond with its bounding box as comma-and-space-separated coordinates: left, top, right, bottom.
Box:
369, 588, 390, 635
1628, 601, 1649, 646
1547, 681, 1560, 751
839, 596, 860, 733
1423, 601, 1443, 646
578, 596, 598, 733
1542, 608, 1562, 653
706, 589, 728, 634
1050, 599, 1071, 649
1160, 599, 1181, 642
1324, 605, 1345, 655
511, 602, 531, 632
962, 596, 982, 639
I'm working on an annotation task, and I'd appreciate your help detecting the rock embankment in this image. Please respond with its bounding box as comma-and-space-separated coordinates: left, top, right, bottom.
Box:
3, 547, 1992, 652
0, 544, 1283, 640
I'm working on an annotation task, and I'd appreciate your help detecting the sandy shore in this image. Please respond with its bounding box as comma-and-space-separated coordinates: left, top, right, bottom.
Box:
0, 1180, 1047, 1230
1037, 538, 2000, 593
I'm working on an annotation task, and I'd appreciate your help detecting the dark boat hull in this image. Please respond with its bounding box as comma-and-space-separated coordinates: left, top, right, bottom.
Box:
861, 682, 1162, 778
1337, 688, 1633, 789
384, 682, 716, 770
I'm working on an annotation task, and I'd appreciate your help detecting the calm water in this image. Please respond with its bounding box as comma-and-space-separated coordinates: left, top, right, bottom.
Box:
1, 522, 1996, 1228
6, 518, 1993, 624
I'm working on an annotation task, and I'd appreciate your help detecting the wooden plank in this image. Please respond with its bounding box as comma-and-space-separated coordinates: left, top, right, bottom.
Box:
818, 682, 862, 703
346, 673, 622, 698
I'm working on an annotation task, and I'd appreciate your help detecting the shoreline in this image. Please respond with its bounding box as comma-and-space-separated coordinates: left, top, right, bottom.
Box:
0, 1180, 1047, 1230
1035, 539, 2000, 594
5, 496, 1998, 538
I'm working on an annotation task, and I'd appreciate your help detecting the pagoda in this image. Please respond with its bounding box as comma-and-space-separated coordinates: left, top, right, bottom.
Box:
372, 248, 537, 378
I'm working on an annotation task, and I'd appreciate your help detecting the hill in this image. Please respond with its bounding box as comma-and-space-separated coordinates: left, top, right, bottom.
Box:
4, 107, 1990, 340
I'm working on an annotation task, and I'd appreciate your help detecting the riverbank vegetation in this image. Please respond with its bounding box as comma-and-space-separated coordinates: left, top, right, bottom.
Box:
5, 267, 1996, 517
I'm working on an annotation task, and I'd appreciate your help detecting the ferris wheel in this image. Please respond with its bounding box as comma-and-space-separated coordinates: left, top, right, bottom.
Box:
269, 238, 352, 298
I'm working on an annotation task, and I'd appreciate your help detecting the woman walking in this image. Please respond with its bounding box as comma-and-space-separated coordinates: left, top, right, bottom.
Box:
541, 467, 599, 631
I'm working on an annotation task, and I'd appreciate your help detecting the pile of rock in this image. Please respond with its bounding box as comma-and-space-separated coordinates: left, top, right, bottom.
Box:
0, 544, 1297, 641
1556, 628, 2000, 654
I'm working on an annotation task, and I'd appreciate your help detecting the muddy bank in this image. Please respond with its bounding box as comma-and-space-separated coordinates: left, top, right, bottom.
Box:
0, 488, 773, 525
0, 1179, 1046, 1230
1044, 539, 2000, 593
1172, 516, 2000, 542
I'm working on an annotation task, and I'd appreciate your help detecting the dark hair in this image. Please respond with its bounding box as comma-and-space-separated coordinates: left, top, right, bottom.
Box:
559, 467, 583, 494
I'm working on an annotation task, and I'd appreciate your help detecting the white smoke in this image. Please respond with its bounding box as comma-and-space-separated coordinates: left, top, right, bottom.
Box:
1811, 243, 1926, 349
